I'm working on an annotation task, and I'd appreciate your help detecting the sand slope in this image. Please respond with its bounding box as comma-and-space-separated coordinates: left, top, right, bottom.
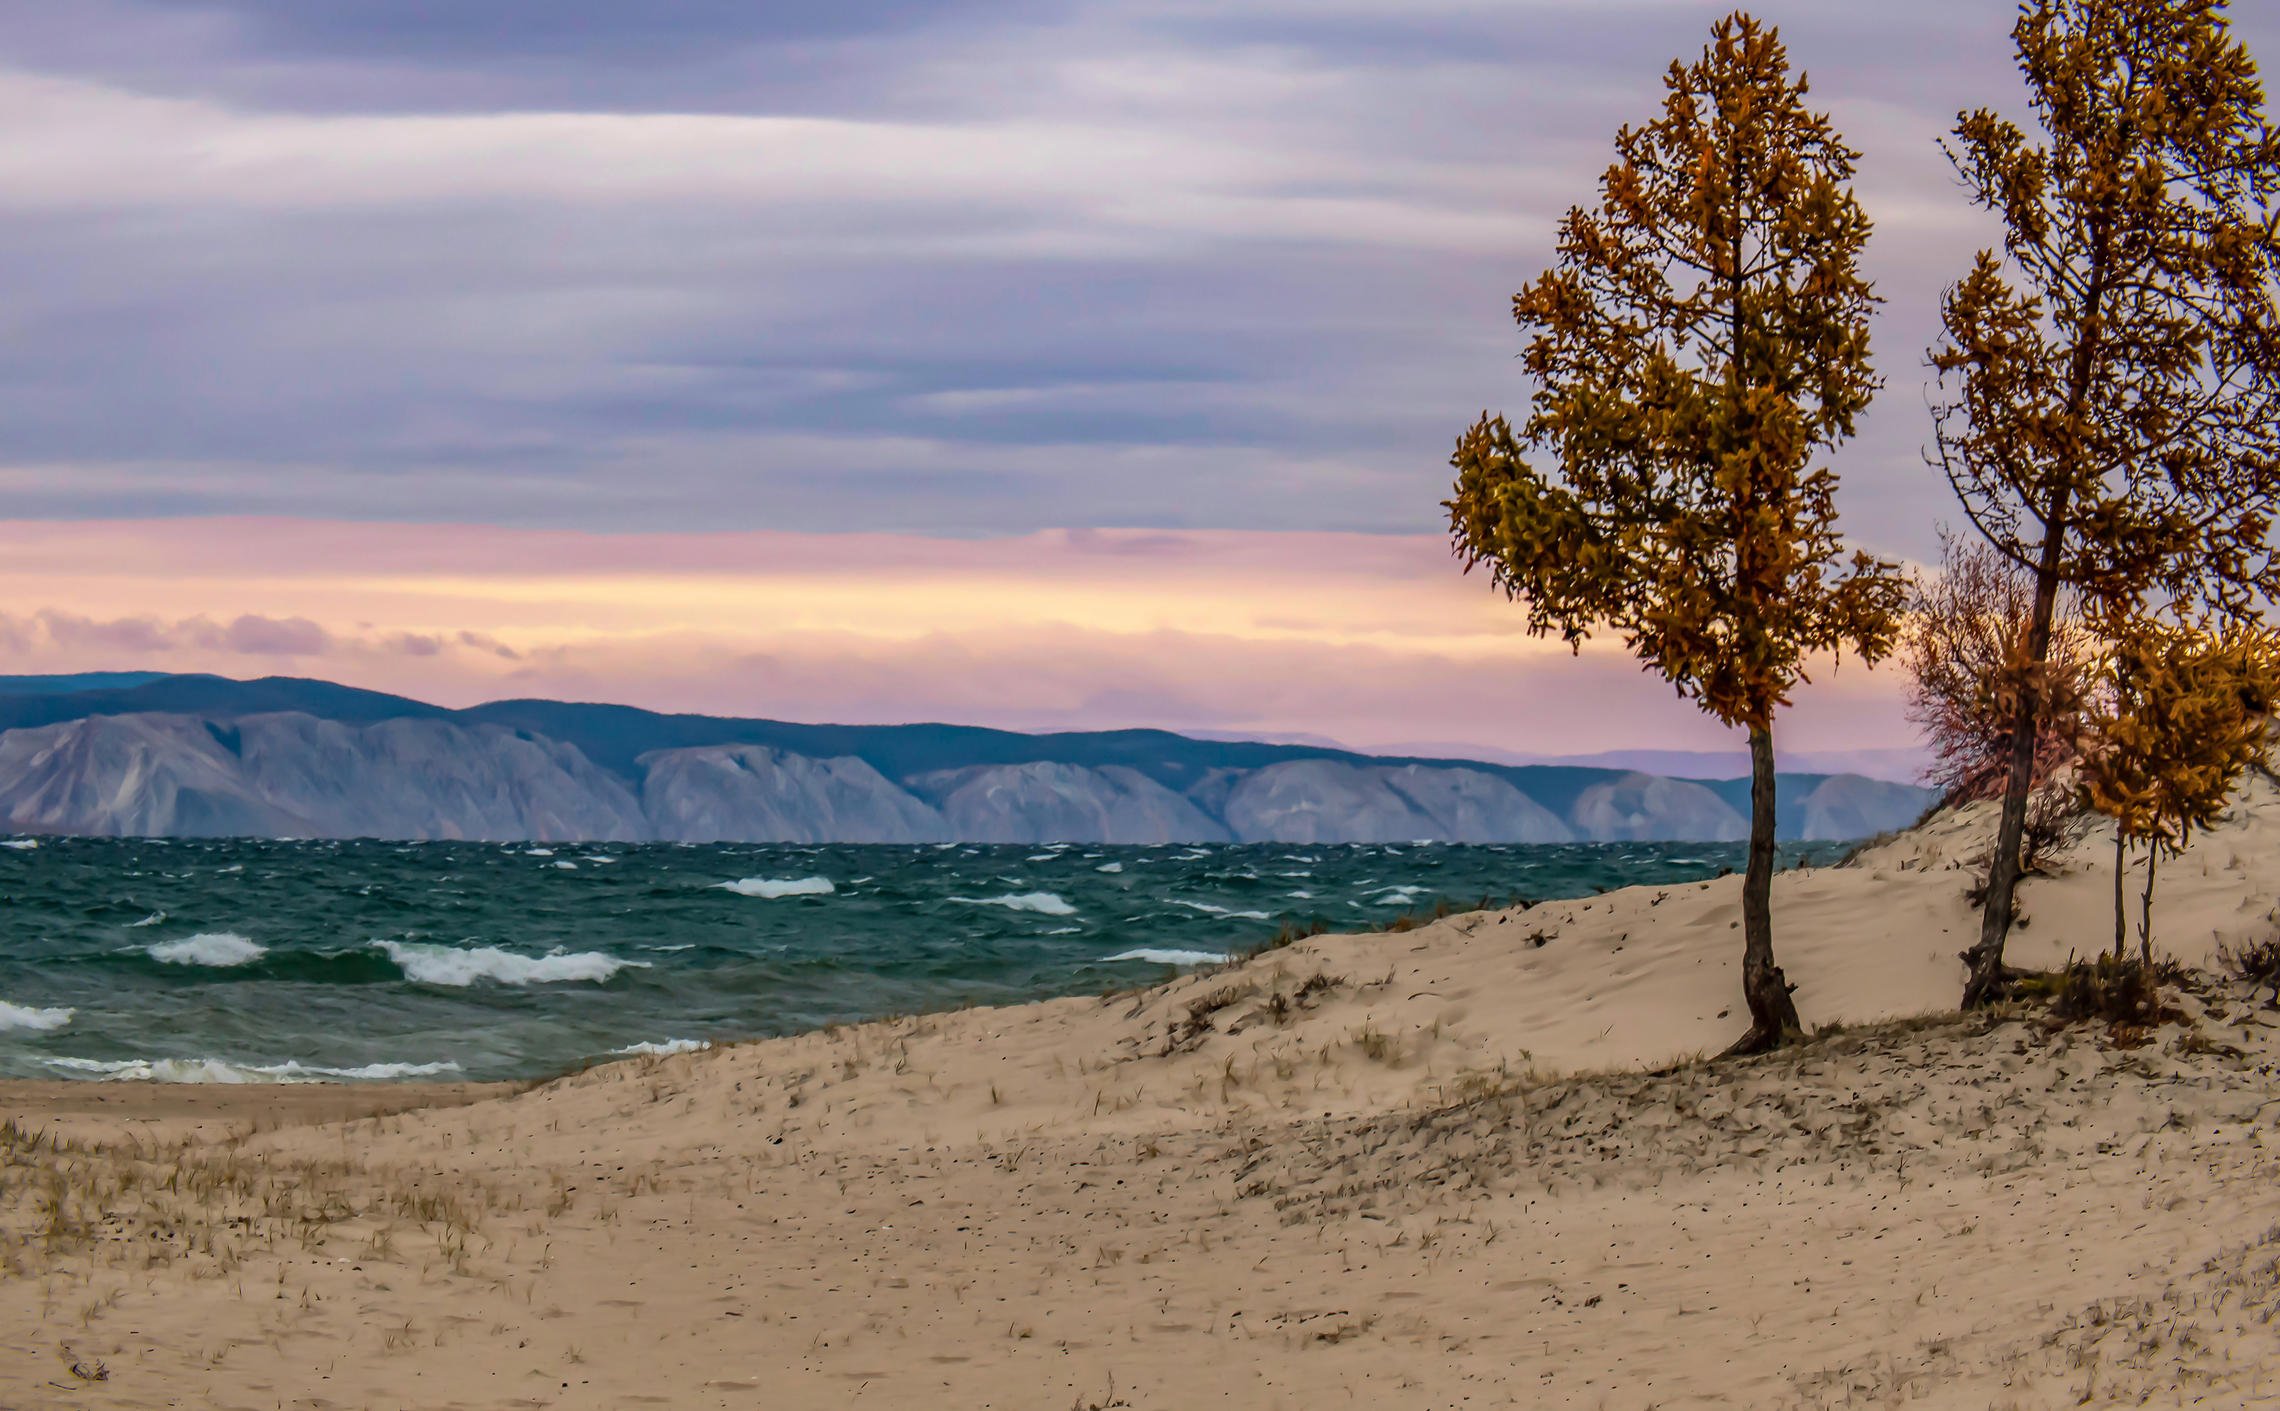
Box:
7, 780, 2280, 1407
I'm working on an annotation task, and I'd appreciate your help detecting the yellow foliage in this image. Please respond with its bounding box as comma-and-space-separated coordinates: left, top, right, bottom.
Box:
2077, 615, 2279, 857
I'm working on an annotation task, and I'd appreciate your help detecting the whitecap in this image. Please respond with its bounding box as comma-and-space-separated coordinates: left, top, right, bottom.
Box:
0, 1000, 73, 1033
1285, 890, 1315, 900
716, 876, 835, 899
377, 940, 646, 988
1102, 948, 1230, 967
0, 838, 39, 850
525, 848, 555, 856
582, 855, 619, 865
612, 1039, 711, 1057
552, 860, 579, 870
952, 891, 1077, 916
1173, 901, 1271, 920
1026, 853, 1059, 863
148, 932, 266, 968
640, 943, 697, 953
1095, 862, 1125, 874
125, 910, 166, 929
42, 1055, 462, 1084
1044, 926, 1084, 936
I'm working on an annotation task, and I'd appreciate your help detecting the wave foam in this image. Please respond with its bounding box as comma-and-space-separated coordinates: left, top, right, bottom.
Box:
148, 932, 266, 967
126, 910, 166, 929
1095, 862, 1124, 874
953, 891, 1077, 916
1102, 948, 1230, 967
377, 940, 646, 987
43, 1056, 462, 1084
1173, 901, 1271, 920
0, 838, 39, 850
612, 1039, 711, 1057
0, 1000, 73, 1033
716, 876, 835, 899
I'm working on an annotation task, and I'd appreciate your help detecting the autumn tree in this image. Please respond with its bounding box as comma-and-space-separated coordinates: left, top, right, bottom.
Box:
2077, 614, 2279, 963
1929, 0, 2280, 1008
1445, 12, 1903, 1055
1902, 528, 2092, 802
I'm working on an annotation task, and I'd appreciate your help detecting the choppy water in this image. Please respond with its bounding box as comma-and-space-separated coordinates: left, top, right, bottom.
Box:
0, 836, 1842, 1083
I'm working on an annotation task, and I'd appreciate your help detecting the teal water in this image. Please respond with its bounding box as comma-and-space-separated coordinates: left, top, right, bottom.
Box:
0, 837, 1842, 1083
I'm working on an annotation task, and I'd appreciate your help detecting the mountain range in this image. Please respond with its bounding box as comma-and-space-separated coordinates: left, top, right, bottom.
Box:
0, 674, 1936, 844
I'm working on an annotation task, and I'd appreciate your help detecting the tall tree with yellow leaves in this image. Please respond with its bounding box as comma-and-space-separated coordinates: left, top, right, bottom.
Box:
1446, 12, 1902, 1055
1929, 0, 2280, 1007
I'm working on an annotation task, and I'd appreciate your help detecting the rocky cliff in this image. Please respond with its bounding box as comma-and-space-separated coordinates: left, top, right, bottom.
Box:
0, 678, 1938, 844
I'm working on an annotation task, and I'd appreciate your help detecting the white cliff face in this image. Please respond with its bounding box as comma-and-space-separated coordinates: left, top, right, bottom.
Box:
640, 745, 950, 843
0, 714, 309, 837
0, 709, 1934, 844
1218, 760, 1575, 844
0, 712, 644, 840
910, 763, 1230, 843
230, 714, 646, 841
1567, 772, 1748, 842
1795, 774, 1935, 843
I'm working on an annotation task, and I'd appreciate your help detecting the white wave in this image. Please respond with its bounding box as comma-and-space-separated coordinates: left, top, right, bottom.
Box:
378, 940, 646, 987
612, 1039, 711, 1057
0, 1000, 73, 1033
953, 891, 1077, 916
148, 931, 266, 967
1102, 948, 1230, 967
641, 943, 696, 953
582, 855, 619, 864
42, 1055, 462, 1084
552, 860, 578, 870
125, 910, 166, 929
1044, 926, 1084, 936
0, 838, 39, 850
524, 848, 555, 856
1174, 901, 1271, 920
1026, 853, 1059, 862
716, 876, 835, 899
1095, 862, 1124, 874
1285, 890, 1315, 899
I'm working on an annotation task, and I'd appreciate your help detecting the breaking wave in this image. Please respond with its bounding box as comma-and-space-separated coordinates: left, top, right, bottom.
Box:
41, 1055, 463, 1084
716, 876, 836, 899
1101, 948, 1229, 967
148, 931, 267, 967
0, 1000, 73, 1033
376, 940, 647, 988
952, 891, 1077, 916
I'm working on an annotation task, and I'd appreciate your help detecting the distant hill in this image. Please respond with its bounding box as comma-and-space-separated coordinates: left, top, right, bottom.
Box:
0, 674, 1937, 845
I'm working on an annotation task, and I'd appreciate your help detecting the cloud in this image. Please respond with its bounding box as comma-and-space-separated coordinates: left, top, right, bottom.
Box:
0, 517, 1919, 756
0, 3, 2261, 553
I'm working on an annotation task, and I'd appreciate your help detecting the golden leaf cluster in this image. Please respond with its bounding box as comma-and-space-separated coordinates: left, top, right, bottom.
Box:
1445, 13, 1903, 731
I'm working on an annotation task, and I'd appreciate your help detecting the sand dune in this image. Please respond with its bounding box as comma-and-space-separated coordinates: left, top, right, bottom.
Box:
7, 780, 2280, 1407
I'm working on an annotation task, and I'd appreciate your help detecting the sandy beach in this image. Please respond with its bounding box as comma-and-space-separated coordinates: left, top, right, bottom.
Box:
9, 784, 2280, 1408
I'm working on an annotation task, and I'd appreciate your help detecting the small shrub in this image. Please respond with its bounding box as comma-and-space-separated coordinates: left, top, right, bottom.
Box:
2025, 955, 2185, 1036
2218, 930, 2280, 1002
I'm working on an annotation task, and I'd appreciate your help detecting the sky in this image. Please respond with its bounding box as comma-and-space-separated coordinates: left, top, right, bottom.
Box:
1, 1, 2271, 762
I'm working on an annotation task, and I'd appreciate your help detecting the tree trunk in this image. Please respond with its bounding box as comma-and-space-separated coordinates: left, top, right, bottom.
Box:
1961, 551, 2065, 1007
2112, 830, 2126, 962
2138, 846, 2159, 969
1725, 722, 1801, 1056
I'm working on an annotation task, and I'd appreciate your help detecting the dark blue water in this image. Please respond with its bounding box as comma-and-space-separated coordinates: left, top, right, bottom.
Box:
0, 836, 1839, 1082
